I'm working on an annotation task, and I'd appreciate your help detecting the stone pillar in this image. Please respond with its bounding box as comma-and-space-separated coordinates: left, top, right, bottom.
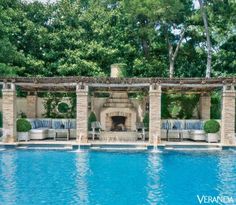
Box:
221, 85, 236, 145
76, 84, 88, 143
26, 92, 38, 118
2, 83, 17, 142
199, 93, 211, 119
149, 84, 162, 143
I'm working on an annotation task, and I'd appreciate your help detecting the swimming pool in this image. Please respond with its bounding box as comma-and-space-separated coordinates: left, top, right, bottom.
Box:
0, 149, 235, 205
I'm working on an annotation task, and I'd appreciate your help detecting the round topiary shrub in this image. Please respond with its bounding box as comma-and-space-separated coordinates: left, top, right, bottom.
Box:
17, 118, 32, 132
203, 120, 220, 133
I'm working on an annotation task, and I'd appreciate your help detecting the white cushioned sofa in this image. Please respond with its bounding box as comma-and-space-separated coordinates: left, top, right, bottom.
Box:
28, 118, 76, 140
161, 119, 207, 141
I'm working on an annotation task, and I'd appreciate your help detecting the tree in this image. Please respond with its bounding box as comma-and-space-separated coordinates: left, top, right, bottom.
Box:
168, 27, 186, 78
198, 0, 212, 78
207, 0, 236, 77
125, 0, 193, 78
0, 0, 25, 76
0, 0, 235, 79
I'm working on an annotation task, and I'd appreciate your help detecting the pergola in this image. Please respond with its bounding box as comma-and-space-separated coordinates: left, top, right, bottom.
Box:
0, 76, 235, 145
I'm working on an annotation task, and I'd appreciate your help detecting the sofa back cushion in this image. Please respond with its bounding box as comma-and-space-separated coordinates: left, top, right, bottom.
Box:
162, 119, 204, 130
27, 118, 76, 129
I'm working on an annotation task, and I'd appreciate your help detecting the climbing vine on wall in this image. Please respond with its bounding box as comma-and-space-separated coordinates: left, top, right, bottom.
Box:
161, 94, 200, 119
210, 91, 221, 119
43, 93, 76, 118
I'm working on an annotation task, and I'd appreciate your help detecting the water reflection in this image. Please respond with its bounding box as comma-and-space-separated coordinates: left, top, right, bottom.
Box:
217, 153, 236, 201
0, 151, 17, 205
146, 153, 164, 205
74, 152, 90, 205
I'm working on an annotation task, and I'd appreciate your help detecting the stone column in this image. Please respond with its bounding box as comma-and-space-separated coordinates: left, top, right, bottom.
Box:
199, 93, 211, 119
26, 92, 38, 118
76, 84, 88, 143
2, 83, 17, 142
149, 84, 162, 143
221, 85, 236, 145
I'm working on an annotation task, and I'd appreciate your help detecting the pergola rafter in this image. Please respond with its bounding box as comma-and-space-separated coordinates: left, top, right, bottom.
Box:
0, 77, 235, 92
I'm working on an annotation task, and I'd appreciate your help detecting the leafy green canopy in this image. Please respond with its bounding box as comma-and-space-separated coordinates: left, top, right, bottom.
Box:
0, 0, 235, 78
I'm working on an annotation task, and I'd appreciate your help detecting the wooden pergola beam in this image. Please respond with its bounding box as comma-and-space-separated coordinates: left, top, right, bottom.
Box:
0, 76, 235, 84
0, 77, 235, 92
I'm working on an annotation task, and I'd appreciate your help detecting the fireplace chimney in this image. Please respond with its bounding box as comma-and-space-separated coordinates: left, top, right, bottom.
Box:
111, 64, 127, 78
110, 64, 120, 78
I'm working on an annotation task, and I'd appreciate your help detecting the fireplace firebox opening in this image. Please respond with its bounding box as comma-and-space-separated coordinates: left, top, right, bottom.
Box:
111, 116, 126, 131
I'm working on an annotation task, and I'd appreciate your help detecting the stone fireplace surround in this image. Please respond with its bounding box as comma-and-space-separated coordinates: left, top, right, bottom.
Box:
100, 108, 137, 131
100, 90, 137, 132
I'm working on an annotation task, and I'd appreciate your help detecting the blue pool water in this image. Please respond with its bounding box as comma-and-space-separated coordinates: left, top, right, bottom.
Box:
0, 149, 235, 205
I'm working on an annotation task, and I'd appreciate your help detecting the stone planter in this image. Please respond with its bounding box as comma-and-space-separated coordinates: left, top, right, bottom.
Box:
18, 132, 29, 141
206, 133, 219, 143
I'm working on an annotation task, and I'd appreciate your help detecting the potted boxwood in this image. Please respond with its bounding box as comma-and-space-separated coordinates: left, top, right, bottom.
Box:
17, 118, 32, 141
203, 120, 220, 143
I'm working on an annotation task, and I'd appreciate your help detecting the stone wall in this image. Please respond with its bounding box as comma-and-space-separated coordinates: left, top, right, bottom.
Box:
26, 94, 38, 118
199, 93, 211, 119
0, 96, 146, 121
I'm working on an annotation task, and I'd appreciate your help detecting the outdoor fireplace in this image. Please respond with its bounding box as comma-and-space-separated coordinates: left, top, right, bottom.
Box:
100, 110, 136, 131
100, 65, 137, 131
100, 90, 137, 131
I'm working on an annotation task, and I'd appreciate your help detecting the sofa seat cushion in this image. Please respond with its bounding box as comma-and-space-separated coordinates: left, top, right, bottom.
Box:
30, 128, 48, 140
30, 128, 48, 133
161, 129, 191, 139
69, 129, 76, 139
190, 130, 206, 141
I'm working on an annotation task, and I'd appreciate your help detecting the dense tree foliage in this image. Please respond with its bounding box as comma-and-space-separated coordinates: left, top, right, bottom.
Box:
0, 0, 235, 78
